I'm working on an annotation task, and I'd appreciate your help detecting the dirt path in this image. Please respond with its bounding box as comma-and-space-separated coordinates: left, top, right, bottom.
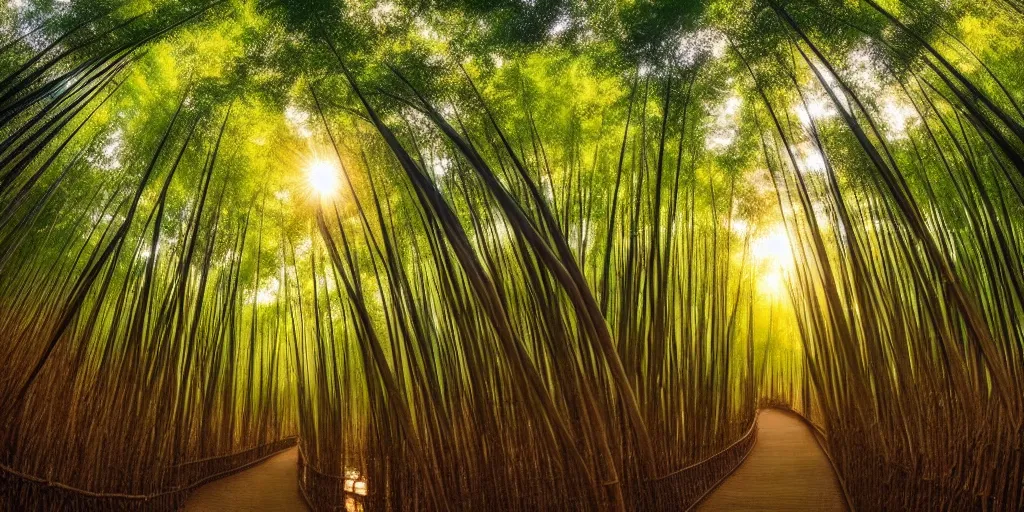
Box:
183, 447, 308, 511
699, 409, 846, 511
183, 410, 842, 511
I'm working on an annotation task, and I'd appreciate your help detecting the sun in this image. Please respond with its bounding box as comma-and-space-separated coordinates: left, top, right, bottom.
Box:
751, 226, 791, 266
750, 224, 793, 297
305, 159, 341, 198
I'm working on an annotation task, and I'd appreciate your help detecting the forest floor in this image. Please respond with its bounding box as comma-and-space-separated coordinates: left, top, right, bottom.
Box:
182, 409, 844, 511
698, 409, 846, 511
183, 447, 309, 511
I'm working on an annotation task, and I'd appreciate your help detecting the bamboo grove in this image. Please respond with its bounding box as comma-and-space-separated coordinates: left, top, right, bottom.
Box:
0, 0, 1022, 510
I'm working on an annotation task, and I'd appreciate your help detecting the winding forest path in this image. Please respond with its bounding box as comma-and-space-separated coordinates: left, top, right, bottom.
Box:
183, 447, 308, 511
698, 409, 846, 511
182, 409, 844, 511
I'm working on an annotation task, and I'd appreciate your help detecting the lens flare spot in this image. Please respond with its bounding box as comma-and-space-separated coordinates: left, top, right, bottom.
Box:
306, 159, 341, 198
751, 225, 793, 296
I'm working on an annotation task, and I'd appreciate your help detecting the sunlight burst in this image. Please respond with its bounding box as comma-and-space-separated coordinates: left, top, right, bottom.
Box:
751, 225, 793, 297
306, 159, 341, 198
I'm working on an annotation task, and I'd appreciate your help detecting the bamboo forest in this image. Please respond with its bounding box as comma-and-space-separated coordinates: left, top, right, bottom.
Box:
1, 0, 1023, 510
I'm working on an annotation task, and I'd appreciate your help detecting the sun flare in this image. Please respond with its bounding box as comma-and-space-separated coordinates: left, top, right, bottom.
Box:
751, 225, 793, 297
306, 159, 341, 198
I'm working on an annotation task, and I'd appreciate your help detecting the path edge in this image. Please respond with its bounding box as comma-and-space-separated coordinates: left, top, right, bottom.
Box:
682, 413, 760, 512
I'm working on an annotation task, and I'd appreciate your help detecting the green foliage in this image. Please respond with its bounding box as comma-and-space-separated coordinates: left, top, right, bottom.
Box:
1, 0, 1024, 510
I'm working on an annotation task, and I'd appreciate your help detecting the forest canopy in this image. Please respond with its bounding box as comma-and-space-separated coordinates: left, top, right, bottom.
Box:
1, 0, 1023, 510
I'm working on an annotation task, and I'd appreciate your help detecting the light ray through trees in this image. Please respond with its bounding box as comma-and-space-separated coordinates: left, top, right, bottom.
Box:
0, 0, 1022, 510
